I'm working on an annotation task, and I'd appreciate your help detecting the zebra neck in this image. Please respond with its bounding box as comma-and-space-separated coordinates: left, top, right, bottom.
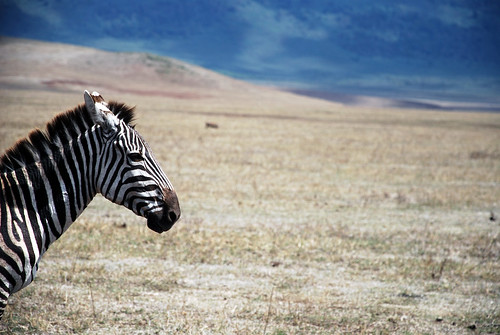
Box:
0, 127, 103, 251
41, 127, 104, 241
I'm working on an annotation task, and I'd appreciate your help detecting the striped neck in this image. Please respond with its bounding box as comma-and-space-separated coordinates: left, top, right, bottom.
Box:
0, 125, 104, 253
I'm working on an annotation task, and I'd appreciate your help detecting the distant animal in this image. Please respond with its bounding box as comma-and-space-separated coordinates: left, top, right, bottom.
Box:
0, 91, 180, 318
205, 122, 219, 129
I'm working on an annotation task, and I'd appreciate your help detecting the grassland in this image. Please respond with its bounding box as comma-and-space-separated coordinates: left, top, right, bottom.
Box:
0, 88, 499, 334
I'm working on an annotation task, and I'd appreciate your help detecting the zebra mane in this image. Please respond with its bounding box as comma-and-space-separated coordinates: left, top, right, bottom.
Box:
0, 101, 136, 173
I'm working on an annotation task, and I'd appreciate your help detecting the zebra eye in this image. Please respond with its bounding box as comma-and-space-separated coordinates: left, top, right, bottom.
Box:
128, 152, 144, 163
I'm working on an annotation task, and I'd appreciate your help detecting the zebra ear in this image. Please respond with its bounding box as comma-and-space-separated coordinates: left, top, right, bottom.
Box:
84, 90, 119, 132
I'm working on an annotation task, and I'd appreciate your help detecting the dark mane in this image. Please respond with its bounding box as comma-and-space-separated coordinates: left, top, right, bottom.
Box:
0, 101, 136, 173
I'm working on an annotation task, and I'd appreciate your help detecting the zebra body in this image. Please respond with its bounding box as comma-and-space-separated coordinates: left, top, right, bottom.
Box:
0, 91, 180, 318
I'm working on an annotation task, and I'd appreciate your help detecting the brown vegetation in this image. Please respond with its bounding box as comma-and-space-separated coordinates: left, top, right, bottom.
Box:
0, 87, 498, 334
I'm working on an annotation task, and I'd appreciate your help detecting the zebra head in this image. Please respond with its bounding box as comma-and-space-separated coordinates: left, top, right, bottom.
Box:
84, 91, 180, 233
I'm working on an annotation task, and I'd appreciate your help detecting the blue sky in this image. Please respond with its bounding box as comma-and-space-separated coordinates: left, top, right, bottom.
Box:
1, 0, 499, 104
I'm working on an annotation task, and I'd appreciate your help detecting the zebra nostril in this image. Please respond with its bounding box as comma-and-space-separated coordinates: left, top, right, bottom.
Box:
163, 188, 180, 224
168, 210, 178, 223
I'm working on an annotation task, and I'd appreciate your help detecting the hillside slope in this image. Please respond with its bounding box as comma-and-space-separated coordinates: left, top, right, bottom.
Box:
0, 36, 257, 97
1, 37, 340, 110
0, 37, 345, 116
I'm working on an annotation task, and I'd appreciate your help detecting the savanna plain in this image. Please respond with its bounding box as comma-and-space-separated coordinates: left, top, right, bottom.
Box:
0, 88, 499, 334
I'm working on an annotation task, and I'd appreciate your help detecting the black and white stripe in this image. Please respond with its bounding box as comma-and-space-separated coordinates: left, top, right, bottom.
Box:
0, 91, 180, 318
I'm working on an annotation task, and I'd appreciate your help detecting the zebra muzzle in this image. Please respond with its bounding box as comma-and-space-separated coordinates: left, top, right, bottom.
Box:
146, 191, 180, 233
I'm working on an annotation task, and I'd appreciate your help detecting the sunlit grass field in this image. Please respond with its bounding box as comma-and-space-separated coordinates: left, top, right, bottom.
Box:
0, 88, 499, 334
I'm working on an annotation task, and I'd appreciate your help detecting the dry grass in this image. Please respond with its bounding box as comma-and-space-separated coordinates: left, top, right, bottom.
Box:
0, 88, 499, 334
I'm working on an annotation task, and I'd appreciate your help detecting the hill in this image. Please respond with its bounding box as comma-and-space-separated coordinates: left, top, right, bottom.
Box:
2, 37, 499, 112
0, 36, 340, 112
0, 36, 249, 97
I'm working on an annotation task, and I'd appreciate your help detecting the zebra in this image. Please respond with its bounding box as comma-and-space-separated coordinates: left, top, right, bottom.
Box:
0, 91, 180, 318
